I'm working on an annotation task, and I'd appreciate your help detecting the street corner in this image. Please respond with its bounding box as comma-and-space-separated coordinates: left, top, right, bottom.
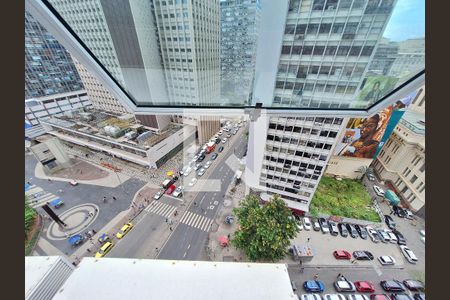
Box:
46, 203, 100, 241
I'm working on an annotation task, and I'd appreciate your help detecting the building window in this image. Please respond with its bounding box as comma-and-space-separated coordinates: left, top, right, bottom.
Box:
410, 175, 418, 184
420, 163, 425, 173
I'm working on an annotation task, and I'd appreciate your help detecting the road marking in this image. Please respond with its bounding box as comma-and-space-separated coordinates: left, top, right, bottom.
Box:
145, 201, 178, 219
187, 244, 191, 250
183, 252, 187, 258
179, 211, 213, 232
373, 264, 383, 276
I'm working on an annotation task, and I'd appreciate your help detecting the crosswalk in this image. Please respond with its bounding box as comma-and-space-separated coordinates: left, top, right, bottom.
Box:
25, 185, 59, 209
178, 211, 213, 232
145, 201, 177, 218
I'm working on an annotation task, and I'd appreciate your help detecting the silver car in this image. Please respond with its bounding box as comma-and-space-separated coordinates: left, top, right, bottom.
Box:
301, 294, 322, 300
197, 168, 206, 177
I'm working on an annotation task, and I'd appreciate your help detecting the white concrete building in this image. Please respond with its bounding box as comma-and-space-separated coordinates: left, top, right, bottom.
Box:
29, 135, 72, 173
25, 90, 92, 126
372, 91, 425, 216
172, 115, 221, 145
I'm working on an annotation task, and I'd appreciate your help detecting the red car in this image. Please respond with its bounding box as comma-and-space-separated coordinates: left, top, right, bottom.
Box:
355, 281, 375, 293
166, 184, 176, 195
333, 250, 351, 260
370, 295, 390, 300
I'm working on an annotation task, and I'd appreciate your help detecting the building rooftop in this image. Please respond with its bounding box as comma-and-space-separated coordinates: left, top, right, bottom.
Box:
52, 258, 297, 300
42, 108, 184, 150
399, 110, 425, 135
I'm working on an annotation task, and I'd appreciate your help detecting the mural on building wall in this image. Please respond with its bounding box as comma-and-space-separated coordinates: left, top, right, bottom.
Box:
358, 75, 398, 104
334, 106, 393, 159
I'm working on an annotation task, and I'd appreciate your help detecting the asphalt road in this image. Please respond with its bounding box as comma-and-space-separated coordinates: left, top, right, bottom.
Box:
157, 128, 248, 260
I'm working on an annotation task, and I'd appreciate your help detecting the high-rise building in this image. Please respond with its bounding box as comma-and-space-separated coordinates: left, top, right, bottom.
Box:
372, 87, 425, 217
72, 56, 130, 115
246, 0, 396, 213
220, 0, 261, 105
25, 11, 83, 99
366, 37, 399, 76
388, 38, 425, 79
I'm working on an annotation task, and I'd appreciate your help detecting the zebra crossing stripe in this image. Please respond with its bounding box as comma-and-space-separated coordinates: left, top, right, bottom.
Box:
198, 217, 209, 231
184, 212, 196, 225
201, 219, 212, 231
179, 211, 190, 223
191, 214, 202, 227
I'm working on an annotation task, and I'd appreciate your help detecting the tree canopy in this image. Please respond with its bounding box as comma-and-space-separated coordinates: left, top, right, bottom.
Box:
231, 194, 299, 262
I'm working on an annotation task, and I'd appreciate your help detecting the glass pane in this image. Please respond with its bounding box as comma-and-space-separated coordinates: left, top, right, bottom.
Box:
43, 0, 424, 110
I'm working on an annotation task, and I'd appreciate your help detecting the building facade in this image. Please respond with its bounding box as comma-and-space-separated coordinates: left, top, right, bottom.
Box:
25, 90, 92, 126
25, 11, 83, 99
246, 0, 396, 213
220, 0, 261, 105
372, 87, 425, 216
72, 57, 130, 114
172, 115, 221, 145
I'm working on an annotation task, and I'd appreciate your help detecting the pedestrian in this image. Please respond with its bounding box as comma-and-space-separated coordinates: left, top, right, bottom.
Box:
155, 247, 159, 252
337, 273, 342, 279
313, 273, 319, 280
165, 217, 168, 223
169, 227, 173, 231
26, 181, 31, 185
113, 196, 117, 201
103, 196, 106, 203
87, 248, 91, 253
227, 233, 231, 239
307, 238, 311, 243
92, 229, 96, 234
95, 208, 98, 213
194, 202, 197, 206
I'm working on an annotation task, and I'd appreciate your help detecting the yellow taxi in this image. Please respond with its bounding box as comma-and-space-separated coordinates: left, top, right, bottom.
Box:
95, 242, 114, 259
116, 222, 133, 239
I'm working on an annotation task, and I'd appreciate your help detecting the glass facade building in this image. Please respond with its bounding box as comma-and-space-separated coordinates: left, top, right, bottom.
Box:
220, 0, 261, 105
25, 11, 83, 99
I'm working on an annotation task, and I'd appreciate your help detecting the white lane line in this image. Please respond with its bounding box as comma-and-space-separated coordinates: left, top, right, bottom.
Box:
184, 212, 197, 225
187, 244, 191, 250
202, 219, 212, 232
198, 217, 208, 230
183, 252, 187, 258
191, 214, 202, 228
179, 211, 190, 223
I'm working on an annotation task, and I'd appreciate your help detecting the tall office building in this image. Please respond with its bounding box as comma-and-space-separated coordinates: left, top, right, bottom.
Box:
366, 37, 398, 76
220, 0, 261, 105
25, 11, 83, 99
246, 0, 396, 213
72, 57, 130, 114
388, 38, 425, 79
152, 0, 221, 106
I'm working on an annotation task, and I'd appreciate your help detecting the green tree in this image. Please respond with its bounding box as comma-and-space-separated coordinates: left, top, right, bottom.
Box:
231, 194, 299, 262
25, 196, 37, 239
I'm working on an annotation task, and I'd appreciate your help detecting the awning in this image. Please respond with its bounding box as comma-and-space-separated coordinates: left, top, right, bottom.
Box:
385, 189, 400, 206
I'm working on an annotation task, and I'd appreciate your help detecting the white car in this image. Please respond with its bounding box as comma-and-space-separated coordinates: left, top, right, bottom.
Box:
222, 138, 227, 143
334, 279, 356, 292
172, 186, 184, 197
347, 295, 369, 300
297, 222, 303, 231
323, 294, 346, 300
183, 166, 192, 177
385, 230, 398, 244
153, 190, 163, 200
303, 217, 312, 231
400, 245, 418, 264
204, 161, 212, 169
366, 226, 380, 243
373, 185, 385, 197
419, 229, 425, 236
300, 295, 322, 300
69, 179, 78, 186
218, 130, 223, 135
197, 168, 206, 177
188, 178, 198, 187
378, 255, 396, 265
192, 155, 199, 162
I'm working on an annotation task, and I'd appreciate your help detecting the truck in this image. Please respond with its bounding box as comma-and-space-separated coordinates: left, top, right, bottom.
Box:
206, 141, 216, 154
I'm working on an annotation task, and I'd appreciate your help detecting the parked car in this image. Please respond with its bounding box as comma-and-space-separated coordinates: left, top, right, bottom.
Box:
69, 179, 78, 186
218, 146, 224, 153
369, 295, 390, 300
329, 221, 339, 236
373, 185, 385, 197
366, 226, 381, 243
218, 130, 223, 135
226, 133, 232, 138
347, 295, 369, 300
222, 138, 227, 143
172, 186, 184, 197
390, 294, 413, 300
393, 230, 407, 245
384, 215, 396, 229
334, 278, 356, 292
211, 153, 218, 160
404, 210, 414, 220
354, 224, 368, 239
166, 184, 176, 195
413, 293, 425, 300
197, 168, 206, 177
193, 164, 202, 171
303, 280, 325, 293
312, 219, 321, 231
322, 295, 345, 300
377, 229, 391, 243
153, 190, 163, 200
353, 251, 374, 260
95, 242, 114, 259
354, 281, 375, 293
380, 280, 406, 292
400, 245, 418, 264
204, 161, 212, 169
385, 230, 398, 244
319, 218, 330, 234
333, 250, 351, 260
338, 223, 349, 237
345, 223, 358, 238
303, 217, 312, 230
197, 154, 206, 162
367, 173, 376, 181
378, 255, 396, 265
403, 280, 425, 292
116, 223, 133, 239
215, 138, 221, 144
300, 295, 322, 300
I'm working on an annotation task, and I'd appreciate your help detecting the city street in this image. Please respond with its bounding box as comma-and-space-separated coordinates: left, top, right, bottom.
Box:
157, 130, 248, 260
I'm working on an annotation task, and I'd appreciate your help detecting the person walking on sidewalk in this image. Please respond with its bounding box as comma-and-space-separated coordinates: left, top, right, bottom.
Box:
113, 196, 117, 201
313, 274, 319, 280
102, 196, 107, 203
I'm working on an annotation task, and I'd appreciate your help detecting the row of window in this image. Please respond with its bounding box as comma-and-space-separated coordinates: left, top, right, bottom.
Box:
278, 63, 366, 79
281, 44, 374, 57
267, 124, 338, 138
264, 183, 312, 198
264, 174, 317, 189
